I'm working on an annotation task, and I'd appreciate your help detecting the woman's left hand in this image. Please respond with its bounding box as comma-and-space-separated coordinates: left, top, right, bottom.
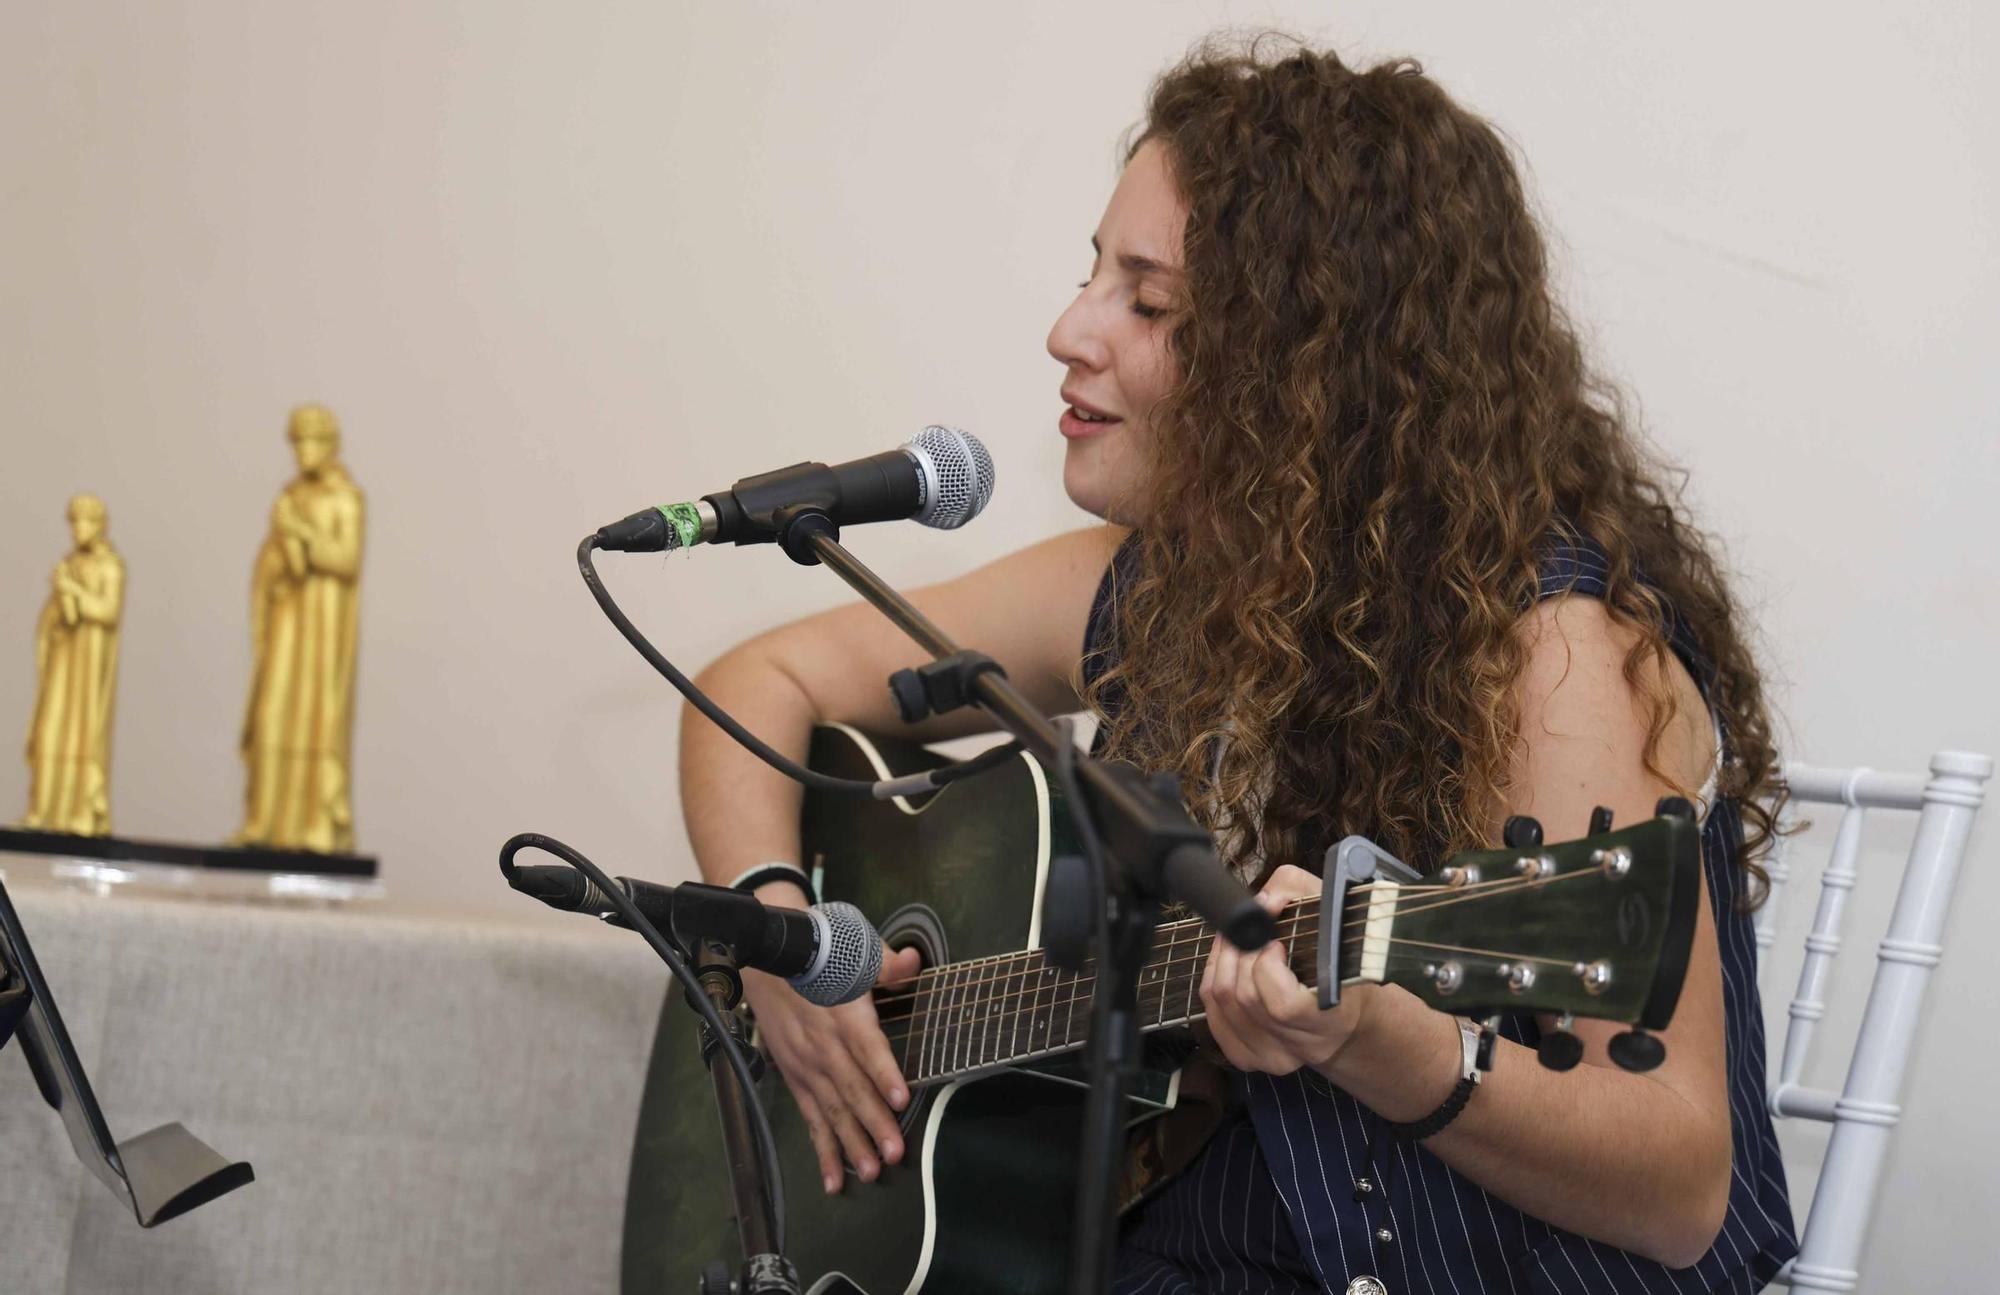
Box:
1200, 863, 1374, 1076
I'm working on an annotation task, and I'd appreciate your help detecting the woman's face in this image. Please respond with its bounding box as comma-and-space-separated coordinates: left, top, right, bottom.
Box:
1046, 137, 1186, 524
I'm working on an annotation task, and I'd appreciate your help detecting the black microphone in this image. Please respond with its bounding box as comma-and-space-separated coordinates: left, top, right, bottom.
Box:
595, 425, 995, 553
508, 866, 884, 1007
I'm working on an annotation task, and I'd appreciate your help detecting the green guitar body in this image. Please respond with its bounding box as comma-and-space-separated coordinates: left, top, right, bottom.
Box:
622, 725, 1175, 1295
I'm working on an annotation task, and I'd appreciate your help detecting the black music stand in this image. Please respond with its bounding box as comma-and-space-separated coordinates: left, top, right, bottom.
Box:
0, 876, 254, 1226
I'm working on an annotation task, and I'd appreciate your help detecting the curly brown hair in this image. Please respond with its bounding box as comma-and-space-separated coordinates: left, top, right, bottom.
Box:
1085, 34, 1783, 898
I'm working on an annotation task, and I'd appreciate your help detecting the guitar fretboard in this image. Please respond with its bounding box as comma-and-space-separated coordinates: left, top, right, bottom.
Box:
876, 902, 1329, 1086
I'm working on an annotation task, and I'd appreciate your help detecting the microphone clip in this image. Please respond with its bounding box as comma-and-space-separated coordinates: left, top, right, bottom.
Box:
772, 504, 839, 566
887, 650, 1008, 724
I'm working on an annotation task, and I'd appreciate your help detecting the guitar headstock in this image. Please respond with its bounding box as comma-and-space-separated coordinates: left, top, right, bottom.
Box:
1333, 800, 1702, 1069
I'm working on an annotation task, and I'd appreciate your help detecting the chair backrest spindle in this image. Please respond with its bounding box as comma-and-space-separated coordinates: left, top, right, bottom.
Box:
1759, 750, 1990, 1290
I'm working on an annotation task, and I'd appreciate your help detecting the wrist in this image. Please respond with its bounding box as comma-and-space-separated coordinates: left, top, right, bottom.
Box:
1380, 1015, 1484, 1140
726, 860, 817, 908
752, 879, 813, 910
1315, 989, 1466, 1121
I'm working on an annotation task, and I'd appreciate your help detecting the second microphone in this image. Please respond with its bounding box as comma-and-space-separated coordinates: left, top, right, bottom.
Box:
509, 866, 885, 1007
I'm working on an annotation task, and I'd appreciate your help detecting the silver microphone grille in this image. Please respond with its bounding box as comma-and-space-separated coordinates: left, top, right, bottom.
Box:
789, 901, 883, 1008
902, 425, 995, 530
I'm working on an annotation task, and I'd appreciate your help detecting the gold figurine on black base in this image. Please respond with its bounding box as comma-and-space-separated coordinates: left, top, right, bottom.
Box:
231, 404, 366, 853
18, 494, 124, 836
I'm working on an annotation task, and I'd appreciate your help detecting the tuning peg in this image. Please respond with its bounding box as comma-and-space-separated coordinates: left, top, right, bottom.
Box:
1040, 854, 1095, 972
1653, 795, 1695, 823
1502, 815, 1543, 849
1588, 806, 1614, 836
1608, 1027, 1667, 1072
1537, 1012, 1584, 1071
1538, 1032, 1584, 1071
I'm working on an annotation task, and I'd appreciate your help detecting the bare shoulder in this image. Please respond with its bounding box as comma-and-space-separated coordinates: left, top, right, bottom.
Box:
904, 523, 1129, 691
1506, 594, 1716, 835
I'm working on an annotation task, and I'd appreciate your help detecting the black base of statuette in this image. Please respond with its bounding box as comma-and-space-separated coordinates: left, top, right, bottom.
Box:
0, 828, 378, 878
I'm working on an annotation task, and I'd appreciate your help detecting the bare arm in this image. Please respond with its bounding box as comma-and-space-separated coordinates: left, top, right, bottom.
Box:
1386, 594, 1732, 1265
677, 523, 1127, 1191
1203, 594, 1732, 1267
681, 524, 1125, 890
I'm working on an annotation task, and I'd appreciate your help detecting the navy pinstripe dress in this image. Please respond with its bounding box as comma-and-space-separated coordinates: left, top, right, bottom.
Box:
1086, 534, 1799, 1294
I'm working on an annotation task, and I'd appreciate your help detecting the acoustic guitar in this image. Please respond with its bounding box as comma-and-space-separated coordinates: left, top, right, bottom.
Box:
623, 725, 1700, 1294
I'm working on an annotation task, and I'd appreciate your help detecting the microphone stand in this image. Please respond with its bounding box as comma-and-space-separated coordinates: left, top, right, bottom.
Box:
690, 940, 801, 1295
767, 507, 1275, 1294
497, 834, 801, 1295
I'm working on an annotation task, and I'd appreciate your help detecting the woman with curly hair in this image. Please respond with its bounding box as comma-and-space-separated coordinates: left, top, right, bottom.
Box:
680, 35, 1798, 1291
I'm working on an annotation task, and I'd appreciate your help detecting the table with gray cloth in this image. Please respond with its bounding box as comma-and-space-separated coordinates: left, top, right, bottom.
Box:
0, 882, 670, 1294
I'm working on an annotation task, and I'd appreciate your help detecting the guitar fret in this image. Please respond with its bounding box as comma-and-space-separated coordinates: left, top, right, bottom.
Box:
1048, 967, 1064, 1053
932, 967, 948, 1079
1064, 958, 1079, 1051
1008, 951, 1024, 1063
982, 958, 999, 1068
901, 969, 924, 1081
1040, 955, 1056, 1055
959, 962, 977, 1075
973, 959, 992, 1071
1183, 926, 1200, 1022
1146, 942, 1166, 1027
944, 967, 960, 1079
960, 961, 980, 1075
988, 956, 1009, 1068
925, 963, 945, 1082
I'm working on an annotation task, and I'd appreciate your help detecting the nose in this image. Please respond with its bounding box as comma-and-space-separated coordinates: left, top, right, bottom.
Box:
1046, 285, 1109, 374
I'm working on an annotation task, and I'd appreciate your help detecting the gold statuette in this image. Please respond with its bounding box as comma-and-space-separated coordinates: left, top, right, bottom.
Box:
19, 494, 125, 836
232, 404, 366, 853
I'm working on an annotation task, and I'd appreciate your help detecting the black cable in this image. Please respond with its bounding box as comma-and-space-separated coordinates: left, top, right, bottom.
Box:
1052, 720, 1113, 972
929, 736, 1026, 785
497, 831, 787, 1252
577, 535, 1023, 796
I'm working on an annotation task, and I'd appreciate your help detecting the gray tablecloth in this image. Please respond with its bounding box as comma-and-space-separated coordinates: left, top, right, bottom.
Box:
0, 882, 667, 1294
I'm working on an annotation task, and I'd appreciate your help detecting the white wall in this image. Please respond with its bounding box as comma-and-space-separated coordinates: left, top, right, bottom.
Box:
2, 2, 1993, 1287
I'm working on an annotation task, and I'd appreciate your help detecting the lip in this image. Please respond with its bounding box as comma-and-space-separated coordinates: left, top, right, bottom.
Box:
1060, 408, 1114, 440
1059, 389, 1123, 439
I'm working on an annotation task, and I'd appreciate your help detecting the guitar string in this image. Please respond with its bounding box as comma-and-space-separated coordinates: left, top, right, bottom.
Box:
872, 863, 1605, 1006
868, 864, 1608, 1014
877, 942, 1585, 1079
873, 876, 1610, 1062
862, 868, 1564, 1001
871, 871, 1607, 1059
874, 928, 1578, 1042
874, 930, 1594, 1057
858, 864, 1637, 1075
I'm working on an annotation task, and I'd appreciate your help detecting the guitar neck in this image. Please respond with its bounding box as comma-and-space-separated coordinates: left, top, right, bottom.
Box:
813, 726, 1697, 1091
880, 898, 1334, 1088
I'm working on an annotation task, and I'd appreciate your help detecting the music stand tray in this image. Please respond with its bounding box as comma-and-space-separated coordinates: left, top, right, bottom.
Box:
0, 876, 254, 1226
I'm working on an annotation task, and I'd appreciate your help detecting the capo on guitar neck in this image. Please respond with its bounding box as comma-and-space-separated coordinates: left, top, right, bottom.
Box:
1318, 836, 1424, 1010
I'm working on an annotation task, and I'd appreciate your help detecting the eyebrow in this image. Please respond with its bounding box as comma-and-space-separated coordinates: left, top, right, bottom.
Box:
1091, 235, 1178, 277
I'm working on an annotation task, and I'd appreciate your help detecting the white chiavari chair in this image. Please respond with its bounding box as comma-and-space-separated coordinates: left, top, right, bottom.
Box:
1755, 750, 1991, 1290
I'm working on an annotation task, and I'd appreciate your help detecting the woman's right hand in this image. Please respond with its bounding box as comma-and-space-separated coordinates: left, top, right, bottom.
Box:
741, 940, 924, 1194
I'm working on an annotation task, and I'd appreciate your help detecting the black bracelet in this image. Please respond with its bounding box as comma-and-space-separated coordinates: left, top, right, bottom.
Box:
1384, 1017, 1486, 1141
1385, 1073, 1477, 1141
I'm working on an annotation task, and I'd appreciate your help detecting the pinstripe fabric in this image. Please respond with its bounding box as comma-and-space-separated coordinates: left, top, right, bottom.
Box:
1088, 534, 1798, 1293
